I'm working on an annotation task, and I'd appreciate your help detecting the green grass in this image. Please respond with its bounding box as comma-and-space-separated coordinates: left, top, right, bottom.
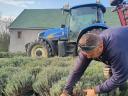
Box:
0, 55, 106, 96
0, 55, 127, 96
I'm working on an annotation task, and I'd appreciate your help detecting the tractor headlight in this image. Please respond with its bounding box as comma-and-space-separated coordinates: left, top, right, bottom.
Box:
38, 32, 44, 39
38, 33, 41, 38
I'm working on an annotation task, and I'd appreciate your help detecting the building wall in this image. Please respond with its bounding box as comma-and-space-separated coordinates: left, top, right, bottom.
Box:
9, 29, 44, 52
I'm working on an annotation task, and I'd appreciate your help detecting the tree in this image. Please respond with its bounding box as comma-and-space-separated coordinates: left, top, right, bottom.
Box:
0, 13, 14, 52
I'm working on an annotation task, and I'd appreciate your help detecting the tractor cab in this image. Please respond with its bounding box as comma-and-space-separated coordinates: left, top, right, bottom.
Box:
64, 3, 106, 41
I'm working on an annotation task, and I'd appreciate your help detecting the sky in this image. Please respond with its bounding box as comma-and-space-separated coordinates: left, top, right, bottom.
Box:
0, 0, 110, 18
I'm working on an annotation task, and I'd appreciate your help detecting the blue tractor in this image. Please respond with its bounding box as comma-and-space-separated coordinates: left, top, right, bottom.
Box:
26, 3, 108, 58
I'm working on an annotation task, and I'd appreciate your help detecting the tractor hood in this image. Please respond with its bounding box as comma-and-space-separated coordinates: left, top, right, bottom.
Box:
38, 27, 68, 40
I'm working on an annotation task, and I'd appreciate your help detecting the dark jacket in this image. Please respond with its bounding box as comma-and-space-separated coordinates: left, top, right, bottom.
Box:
64, 26, 128, 94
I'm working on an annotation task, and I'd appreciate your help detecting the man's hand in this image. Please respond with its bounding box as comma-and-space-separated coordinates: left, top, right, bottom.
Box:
60, 93, 68, 96
83, 89, 97, 96
60, 90, 70, 96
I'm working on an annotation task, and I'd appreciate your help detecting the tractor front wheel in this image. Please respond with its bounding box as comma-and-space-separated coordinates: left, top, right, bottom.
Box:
27, 40, 52, 58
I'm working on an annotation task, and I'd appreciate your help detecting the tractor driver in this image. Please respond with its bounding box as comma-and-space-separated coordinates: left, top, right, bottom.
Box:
60, 26, 128, 96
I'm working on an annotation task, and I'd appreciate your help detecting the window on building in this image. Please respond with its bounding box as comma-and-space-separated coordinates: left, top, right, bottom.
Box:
17, 31, 22, 39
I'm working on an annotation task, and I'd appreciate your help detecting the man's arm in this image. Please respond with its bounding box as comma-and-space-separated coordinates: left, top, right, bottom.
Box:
63, 52, 92, 95
95, 54, 128, 93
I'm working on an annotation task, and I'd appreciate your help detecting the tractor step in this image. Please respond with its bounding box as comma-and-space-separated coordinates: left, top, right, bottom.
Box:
58, 41, 77, 57
65, 42, 77, 56
66, 50, 74, 54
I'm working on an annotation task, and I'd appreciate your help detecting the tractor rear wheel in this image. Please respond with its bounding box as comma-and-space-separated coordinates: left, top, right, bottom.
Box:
27, 40, 52, 58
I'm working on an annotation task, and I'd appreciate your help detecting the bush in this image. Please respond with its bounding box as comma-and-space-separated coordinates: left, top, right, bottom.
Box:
4, 67, 40, 96
33, 67, 70, 96
4, 71, 34, 96
50, 77, 67, 96
0, 56, 33, 68
2, 56, 72, 96
0, 52, 27, 58
0, 52, 12, 58
0, 66, 19, 95
0, 56, 124, 96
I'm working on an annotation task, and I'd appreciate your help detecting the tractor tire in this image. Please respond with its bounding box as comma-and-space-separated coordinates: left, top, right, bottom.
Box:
27, 40, 53, 58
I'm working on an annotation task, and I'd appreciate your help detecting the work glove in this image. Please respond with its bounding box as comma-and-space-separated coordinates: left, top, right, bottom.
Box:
103, 67, 112, 79
60, 93, 69, 96
83, 88, 97, 96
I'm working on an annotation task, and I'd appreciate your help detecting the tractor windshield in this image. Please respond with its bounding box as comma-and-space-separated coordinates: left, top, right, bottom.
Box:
69, 6, 97, 40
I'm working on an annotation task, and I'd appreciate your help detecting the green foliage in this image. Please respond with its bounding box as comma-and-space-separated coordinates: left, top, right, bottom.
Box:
0, 56, 126, 96
0, 66, 19, 95
0, 56, 33, 68
0, 52, 12, 58
0, 32, 10, 52
4, 69, 35, 96
32, 66, 70, 96
0, 56, 73, 96
50, 77, 67, 96
0, 52, 27, 58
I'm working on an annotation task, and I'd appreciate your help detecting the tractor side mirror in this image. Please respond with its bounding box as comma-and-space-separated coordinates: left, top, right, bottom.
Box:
61, 24, 66, 28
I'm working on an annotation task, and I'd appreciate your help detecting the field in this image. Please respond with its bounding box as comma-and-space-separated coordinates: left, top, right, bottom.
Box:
0, 53, 111, 96
1, 53, 127, 96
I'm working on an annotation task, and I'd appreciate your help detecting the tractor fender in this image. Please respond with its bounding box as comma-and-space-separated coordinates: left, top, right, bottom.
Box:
77, 24, 108, 44
39, 38, 57, 56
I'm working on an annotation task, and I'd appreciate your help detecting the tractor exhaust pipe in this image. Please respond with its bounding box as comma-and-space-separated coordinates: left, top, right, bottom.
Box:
96, 0, 100, 3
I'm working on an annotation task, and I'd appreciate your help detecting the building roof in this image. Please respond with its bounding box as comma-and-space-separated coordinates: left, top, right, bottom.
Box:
9, 8, 120, 29
9, 9, 68, 29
